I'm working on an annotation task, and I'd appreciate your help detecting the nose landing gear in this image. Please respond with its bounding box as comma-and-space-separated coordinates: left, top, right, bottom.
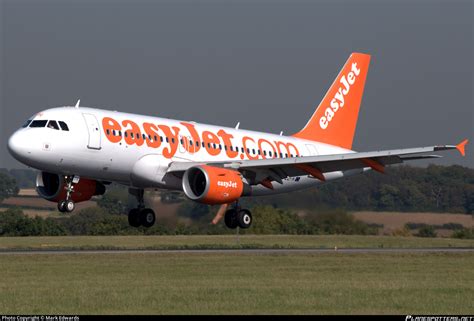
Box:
57, 175, 77, 213
127, 188, 156, 228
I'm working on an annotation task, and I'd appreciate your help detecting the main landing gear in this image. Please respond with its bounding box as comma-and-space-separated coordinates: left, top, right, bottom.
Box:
128, 188, 156, 228
58, 175, 76, 213
224, 202, 252, 229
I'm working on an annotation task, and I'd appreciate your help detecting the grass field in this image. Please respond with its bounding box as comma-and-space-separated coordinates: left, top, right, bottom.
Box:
0, 251, 472, 314
0, 235, 472, 251
352, 211, 473, 236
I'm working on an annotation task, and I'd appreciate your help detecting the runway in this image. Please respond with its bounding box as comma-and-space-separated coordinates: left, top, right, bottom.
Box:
0, 248, 472, 255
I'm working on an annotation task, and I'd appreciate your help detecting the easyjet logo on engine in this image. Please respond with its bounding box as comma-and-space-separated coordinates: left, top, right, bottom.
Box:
102, 117, 300, 160
319, 62, 361, 130
217, 180, 238, 188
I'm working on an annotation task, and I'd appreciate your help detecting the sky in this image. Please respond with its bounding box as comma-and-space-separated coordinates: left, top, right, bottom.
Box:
1, 0, 473, 169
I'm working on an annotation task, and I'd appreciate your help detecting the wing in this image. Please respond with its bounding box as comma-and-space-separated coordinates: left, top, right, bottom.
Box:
167, 140, 468, 185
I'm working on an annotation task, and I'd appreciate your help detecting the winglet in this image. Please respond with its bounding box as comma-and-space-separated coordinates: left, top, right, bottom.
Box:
456, 139, 468, 157
75, 99, 81, 108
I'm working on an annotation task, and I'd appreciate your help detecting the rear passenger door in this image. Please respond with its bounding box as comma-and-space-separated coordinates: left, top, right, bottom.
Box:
82, 113, 101, 150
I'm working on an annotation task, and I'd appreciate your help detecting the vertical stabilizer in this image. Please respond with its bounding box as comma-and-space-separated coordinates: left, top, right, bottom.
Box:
293, 53, 371, 150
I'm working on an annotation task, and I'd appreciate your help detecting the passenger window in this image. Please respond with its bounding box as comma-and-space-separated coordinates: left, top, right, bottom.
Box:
47, 120, 60, 130
124, 132, 128, 138
58, 121, 69, 131
106, 129, 110, 135
30, 120, 48, 128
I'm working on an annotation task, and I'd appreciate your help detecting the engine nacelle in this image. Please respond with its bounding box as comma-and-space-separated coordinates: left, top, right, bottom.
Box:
182, 165, 244, 205
36, 172, 105, 203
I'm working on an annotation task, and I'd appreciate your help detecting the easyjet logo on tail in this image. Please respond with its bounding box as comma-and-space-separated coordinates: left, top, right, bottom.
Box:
292, 52, 370, 149
319, 62, 361, 130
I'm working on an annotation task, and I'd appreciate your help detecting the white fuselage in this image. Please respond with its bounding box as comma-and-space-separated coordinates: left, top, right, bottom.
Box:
8, 107, 357, 196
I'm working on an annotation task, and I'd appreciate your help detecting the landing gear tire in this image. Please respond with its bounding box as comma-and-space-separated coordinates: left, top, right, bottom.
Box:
65, 200, 75, 213
139, 208, 156, 228
128, 209, 141, 227
58, 200, 74, 213
237, 209, 252, 229
224, 209, 238, 229
58, 200, 67, 213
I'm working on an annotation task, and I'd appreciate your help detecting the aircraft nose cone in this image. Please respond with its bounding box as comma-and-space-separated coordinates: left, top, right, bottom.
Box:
7, 131, 29, 161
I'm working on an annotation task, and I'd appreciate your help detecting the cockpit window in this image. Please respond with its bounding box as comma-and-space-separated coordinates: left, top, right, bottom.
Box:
47, 120, 60, 130
58, 121, 69, 131
30, 120, 48, 128
22, 120, 32, 128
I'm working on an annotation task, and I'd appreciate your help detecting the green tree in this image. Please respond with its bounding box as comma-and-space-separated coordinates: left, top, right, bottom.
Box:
452, 228, 474, 239
249, 205, 309, 234
416, 225, 437, 238
377, 184, 400, 210
307, 209, 377, 235
97, 193, 127, 215
0, 208, 66, 236
0, 173, 19, 202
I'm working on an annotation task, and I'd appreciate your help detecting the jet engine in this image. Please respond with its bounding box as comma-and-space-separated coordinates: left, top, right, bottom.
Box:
36, 172, 105, 203
182, 165, 245, 205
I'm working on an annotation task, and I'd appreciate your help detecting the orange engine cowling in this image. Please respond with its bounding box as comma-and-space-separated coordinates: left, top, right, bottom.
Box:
36, 172, 106, 203
182, 165, 244, 205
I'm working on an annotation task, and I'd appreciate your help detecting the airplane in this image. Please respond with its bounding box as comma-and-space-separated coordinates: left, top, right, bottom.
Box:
7, 52, 468, 229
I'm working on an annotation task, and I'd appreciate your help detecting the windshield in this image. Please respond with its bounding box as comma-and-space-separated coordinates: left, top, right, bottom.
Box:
26, 119, 70, 131
29, 120, 48, 128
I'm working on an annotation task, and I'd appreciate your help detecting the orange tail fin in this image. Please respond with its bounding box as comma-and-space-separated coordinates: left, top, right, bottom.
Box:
293, 53, 371, 150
